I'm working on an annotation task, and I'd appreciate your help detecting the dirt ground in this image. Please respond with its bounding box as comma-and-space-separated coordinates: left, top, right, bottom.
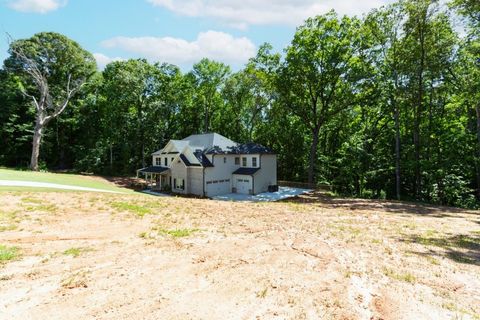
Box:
0, 190, 479, 320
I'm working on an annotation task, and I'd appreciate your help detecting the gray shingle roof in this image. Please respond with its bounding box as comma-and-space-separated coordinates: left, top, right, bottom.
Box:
193, 150, 214, 167
182, 133, 237, 150
205, 142, 274, 155
233, 167, 260, 175
180, 154, 202, 167
139, 166, 169, 174
234, 143, 275, 154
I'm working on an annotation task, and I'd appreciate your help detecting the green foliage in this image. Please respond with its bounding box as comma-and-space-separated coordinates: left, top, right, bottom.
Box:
0, 210, 17, 232
157, 228, 198, 238
111, 202, 152, 217
0, 245, 19, 262
278, 11, 364, 183
63, 247, 92, 258
383, 267, 417, 283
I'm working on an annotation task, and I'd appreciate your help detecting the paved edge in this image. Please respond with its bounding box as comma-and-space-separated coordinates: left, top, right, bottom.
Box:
0, 180, 125, 194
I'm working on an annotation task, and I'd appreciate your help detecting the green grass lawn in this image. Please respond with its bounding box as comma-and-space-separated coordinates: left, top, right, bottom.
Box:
0, 168, 133, 193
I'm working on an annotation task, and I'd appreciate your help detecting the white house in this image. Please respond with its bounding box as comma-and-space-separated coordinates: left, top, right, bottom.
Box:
137, 133, 277, 197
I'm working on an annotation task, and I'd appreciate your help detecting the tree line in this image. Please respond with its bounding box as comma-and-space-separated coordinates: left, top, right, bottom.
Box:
0, 0, 479, 208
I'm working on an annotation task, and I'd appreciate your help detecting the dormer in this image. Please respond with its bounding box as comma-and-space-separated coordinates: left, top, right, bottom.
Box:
152, 140, 203, 168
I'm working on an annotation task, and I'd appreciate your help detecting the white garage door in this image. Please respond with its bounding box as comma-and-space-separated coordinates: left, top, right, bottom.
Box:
236, 178, 251, 195
206, 179, 231, 197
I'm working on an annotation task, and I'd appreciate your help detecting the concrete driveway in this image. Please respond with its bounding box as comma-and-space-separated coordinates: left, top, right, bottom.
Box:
212, 186, 312, 202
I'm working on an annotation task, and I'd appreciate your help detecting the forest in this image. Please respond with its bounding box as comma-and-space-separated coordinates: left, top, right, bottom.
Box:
0, 0, 479, 208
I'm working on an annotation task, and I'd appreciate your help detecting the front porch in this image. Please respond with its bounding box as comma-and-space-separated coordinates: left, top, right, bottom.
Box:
136, 166, 171, 192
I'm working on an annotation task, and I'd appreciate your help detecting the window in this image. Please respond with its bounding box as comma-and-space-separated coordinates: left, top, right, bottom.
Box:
206, 181, 212, 184
235, 157, 240, 165
171, 157, 174, 163
181, 179, 185, 190
164, 158, 168, 166
224, 157, 226, 163
155, 157, 161, 166
242, 157, 247, 167
173, 178, 177, 189
252, 157, 257, 167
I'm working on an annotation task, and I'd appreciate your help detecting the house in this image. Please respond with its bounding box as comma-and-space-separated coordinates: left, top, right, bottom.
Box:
137, 133, 277, 197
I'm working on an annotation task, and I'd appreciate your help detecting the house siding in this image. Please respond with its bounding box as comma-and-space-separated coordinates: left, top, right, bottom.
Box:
253, 154, 277, 193
204, 154, 239, 197
170, 158, 187, 194
239, 154, 261, 168
187, 167, 204, 196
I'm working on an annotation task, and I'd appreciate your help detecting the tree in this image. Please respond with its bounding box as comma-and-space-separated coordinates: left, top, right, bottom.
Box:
0, 70, 33, 167
278, 11, 364, 184
451, 0, 480, 30
191, 59, 230, 133
452, 0, 480, 199
365, 3, 405, 199
401, 0, 457, 199
4, 32, 96, 171
100, 59, 181, 172
221, 45, 279, 142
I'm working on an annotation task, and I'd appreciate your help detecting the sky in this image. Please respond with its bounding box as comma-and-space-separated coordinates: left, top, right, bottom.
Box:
0, 0, 394, 70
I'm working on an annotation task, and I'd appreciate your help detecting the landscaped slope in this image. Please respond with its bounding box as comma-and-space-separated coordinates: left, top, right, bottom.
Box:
0, 168, 133, 193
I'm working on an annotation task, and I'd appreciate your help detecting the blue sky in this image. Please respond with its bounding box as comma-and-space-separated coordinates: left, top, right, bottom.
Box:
0, 0, 393, 70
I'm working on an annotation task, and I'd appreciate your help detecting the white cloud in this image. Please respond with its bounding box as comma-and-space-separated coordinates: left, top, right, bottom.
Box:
147, 0, 393, 28
93, 53, 124, 70
101, 31, 256, 65
7, 0, 65, 13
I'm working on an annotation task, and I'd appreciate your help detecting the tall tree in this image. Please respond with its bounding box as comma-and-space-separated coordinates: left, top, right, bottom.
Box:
0, 70, 33, 167
401, 0, 457, 199
278, 12, 364, 184
452, 0, 480, 197
365, 3, 405, 199
4, 32, 96, 171
101, 59, 176, 171
191, 59, 230, 133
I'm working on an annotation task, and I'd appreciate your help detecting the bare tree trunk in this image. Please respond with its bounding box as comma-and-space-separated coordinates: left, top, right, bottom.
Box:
204, 102, 209, 133
308, 126, 320, 184
475, 103, 480, 198
11, 42, 83, 172
141, 143, 145, 168
109, 143, 113, 170
136, 98, 146, 169
30, 116, 44, 171
394, 103, 401, 200
414, 25, 426, 200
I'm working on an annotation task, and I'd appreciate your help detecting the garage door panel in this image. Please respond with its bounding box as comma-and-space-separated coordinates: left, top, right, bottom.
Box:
206, 179, 230, 197
236, 177, 252, 195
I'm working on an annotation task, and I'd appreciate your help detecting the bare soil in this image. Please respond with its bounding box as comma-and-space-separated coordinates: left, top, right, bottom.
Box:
0, 190, 479, 319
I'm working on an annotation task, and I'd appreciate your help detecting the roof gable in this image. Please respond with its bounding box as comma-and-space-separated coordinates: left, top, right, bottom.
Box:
182, 133, 237, 151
